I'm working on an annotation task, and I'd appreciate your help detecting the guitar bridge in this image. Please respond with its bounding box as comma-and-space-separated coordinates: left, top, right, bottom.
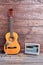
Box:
8, 47, 17, 49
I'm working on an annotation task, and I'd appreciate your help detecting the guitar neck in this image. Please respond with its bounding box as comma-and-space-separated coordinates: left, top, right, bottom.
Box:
9, 9, 14, 37
10, 17, 13, 37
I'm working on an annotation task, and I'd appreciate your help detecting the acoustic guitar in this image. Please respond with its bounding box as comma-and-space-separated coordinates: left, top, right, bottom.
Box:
4, 8, 20, 54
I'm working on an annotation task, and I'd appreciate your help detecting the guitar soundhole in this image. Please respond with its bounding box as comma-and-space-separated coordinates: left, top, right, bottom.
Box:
9, 37, 14, 41
8, 47, 17, 49
10, 37, 14, 39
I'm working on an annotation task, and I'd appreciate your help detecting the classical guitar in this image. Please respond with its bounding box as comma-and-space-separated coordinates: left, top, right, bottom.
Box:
4, 8, 20, 54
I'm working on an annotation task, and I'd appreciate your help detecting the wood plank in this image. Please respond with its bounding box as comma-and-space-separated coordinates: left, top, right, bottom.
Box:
0, 0, 43, 4
13, 20, 43, 27
25, 34, 43, 43
1, 18, 43, 27
0, 53, 43, 65
12, 27, 43, 35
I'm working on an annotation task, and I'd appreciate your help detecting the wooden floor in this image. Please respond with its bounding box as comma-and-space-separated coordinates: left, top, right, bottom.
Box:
0, 53, 43, 65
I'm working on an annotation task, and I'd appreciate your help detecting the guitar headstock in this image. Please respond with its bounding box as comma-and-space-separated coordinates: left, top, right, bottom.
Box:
9, 8, 13, 17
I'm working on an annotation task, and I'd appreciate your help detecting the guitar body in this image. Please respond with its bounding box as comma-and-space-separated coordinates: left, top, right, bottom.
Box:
4, 32, 20, 54
4, 8, 20, 54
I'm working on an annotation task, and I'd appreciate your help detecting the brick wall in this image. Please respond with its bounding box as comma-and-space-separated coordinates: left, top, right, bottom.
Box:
0, 0, 43, 53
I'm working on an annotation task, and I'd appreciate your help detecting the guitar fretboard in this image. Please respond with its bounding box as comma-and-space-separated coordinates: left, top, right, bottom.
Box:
9, 17, 13, 37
